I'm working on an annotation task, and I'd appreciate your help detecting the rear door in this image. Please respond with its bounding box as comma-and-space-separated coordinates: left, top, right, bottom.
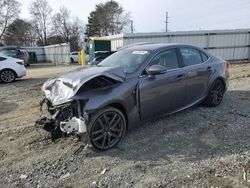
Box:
139, 48, 187, 120
179, 47, 211, 105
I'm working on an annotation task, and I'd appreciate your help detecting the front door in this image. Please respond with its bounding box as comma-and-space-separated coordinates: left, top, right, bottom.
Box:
139, 48, 187, 120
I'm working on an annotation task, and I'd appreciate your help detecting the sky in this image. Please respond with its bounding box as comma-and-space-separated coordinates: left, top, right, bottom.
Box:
20, 0, 250, 33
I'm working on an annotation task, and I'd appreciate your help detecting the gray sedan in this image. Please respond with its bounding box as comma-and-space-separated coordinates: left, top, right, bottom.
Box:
37, 43, 230, 150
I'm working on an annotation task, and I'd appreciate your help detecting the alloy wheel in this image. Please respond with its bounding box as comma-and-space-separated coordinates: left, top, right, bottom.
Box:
210, 80, 224, 106
0, 70, 16, 83
90, 111, 125, 150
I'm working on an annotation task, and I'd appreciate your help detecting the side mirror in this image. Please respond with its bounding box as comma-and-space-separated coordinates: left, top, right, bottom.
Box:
146, 64, 167, 77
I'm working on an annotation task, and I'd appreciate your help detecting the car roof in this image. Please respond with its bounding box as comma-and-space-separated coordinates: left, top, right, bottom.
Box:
0, 46, 19, 50
121, 43, 201, 51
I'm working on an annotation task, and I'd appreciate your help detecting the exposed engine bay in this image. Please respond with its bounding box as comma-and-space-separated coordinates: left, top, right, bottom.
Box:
36, 99, 89, 140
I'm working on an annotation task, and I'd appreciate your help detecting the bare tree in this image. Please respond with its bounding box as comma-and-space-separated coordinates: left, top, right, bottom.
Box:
52, 7, 84, 51
0, 0, 21, 41
70, 17, 85, 51
26, 20, 38, 46
29, 0, 52, 46
52, 6, 71, 42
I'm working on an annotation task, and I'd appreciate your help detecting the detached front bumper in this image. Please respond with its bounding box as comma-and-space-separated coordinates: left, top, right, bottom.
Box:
36, 98, 89, 140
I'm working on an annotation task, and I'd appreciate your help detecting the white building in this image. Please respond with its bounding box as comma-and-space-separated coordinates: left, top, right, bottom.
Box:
102, 29, 250, 61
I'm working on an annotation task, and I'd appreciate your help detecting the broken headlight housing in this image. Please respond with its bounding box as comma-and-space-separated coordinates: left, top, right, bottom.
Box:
37, 98, 88, 139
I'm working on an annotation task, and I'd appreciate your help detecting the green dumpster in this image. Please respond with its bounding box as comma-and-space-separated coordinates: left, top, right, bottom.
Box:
87, 38, 111, 62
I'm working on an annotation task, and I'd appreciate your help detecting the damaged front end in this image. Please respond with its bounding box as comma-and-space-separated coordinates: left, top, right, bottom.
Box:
35, 65, 125, 141
36, 98, 89, 141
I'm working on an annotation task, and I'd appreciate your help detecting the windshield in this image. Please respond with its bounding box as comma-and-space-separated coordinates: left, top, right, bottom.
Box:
98, 49, 151, 73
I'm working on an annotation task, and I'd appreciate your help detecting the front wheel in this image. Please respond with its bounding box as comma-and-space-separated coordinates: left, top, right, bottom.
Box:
204, 79, 225, 107
88, 107, 126, 151
0, 69, 16, 83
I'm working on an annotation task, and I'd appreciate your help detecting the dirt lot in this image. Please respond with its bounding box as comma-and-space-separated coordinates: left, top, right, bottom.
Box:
0, 63, 250, 188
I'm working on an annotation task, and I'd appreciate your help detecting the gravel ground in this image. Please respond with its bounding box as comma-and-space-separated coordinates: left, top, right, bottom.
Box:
0, 63, 250, 188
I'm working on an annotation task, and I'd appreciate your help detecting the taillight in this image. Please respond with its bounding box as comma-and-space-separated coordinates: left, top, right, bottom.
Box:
225, 62, 230, 70
16, 61, 24, 65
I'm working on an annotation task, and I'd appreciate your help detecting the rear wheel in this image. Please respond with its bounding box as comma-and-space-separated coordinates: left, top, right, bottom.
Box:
70, 58, 75, 63
204, 79, 225, 107
88, 107, 126, 151
0, 69, 16, 83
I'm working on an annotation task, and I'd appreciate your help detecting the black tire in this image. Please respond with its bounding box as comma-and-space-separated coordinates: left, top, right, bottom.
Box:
70, 58, 75, 63
204, 79, 225, 107
0, 69, 16, 83
88, 107, 126, 151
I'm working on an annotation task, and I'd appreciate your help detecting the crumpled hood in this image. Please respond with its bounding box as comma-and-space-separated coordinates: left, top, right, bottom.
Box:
42, 65, 125, 106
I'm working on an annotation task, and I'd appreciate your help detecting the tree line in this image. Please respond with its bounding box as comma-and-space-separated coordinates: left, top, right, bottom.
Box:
0, 0, 131, 51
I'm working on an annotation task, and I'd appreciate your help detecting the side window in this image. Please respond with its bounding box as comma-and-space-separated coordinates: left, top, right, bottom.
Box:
0, 49, 17, 57
200, 52, 209, 62
150, 48, 178, 70
180, 48, 203, 66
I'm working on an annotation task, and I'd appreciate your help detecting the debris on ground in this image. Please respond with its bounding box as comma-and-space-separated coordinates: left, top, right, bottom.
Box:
20, 174, 28, 179
59, 173, 70, 180
100, 168, 108, 175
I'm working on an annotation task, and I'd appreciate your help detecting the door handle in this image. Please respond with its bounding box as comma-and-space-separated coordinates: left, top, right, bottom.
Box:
207, 67, 213, 73
187, 71, 197, 77
176, 74, 185, 81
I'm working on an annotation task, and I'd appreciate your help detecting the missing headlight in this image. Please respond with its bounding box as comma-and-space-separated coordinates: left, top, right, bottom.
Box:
36, 99, 88, 140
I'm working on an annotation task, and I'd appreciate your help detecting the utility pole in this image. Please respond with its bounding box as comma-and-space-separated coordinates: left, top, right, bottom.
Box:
165, 11, 169, 32
130, 20, 134, 34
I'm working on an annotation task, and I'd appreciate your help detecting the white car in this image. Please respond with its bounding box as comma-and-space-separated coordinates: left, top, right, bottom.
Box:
70, 52, 79, 63
0, 56, 27, 83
